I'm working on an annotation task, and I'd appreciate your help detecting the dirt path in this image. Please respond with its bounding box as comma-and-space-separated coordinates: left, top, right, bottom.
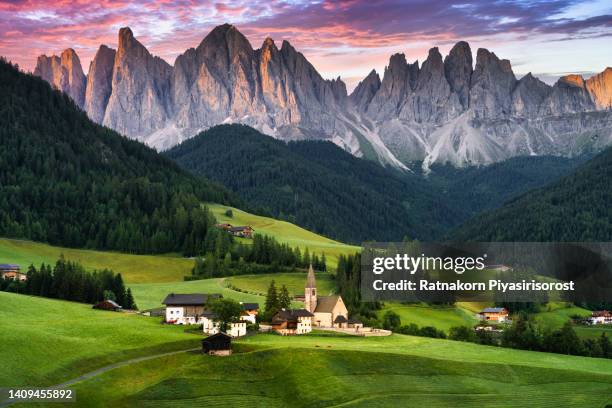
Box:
0, 347, 199, 407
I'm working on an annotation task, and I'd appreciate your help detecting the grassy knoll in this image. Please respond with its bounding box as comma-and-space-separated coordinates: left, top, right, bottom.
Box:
226, 272, 336, 297
379, 303, 479, 333
209, 203, 360, 268
130, 272, 334, 310
129, 278, 263, 311
0, 238, 192, 284
0, 292, 201, 387
26, 333, 612, 408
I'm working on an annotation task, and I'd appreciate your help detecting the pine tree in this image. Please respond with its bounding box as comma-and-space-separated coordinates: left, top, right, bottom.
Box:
279, 285, 291, 309
124, 288, 137, 310
264, 280, 279, 320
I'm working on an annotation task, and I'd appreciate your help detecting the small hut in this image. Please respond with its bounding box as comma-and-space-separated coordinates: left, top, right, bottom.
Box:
202, 332, 232, 356
93, 299, 122, 311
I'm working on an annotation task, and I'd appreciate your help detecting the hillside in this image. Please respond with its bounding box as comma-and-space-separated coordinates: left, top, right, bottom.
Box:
3, 292, 611, 407
0, 59, 235, 255
166, 124, 458, 242
451, 146, 612, 240
167, 124, 583, 242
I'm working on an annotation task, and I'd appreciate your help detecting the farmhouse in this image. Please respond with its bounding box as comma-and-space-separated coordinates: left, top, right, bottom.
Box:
228, 226, 254, 238
478, 307, 509, 322
304, 265, 349, 328
162, 293, 221, 325
0, 264, 27, 281
271, 309, 314, 335
93, 299, 122, 311
588, 310, 612, 325
240, 302, 259, 324
202, 332, 232, 356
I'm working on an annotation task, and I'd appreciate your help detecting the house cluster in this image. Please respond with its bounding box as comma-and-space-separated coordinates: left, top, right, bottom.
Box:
0, 264, 27, 281
269, 265, 363, 335
162, 292, 258, 338
587, 310, 612, 325
477, 307, 510, 322
215, 223, 254, 239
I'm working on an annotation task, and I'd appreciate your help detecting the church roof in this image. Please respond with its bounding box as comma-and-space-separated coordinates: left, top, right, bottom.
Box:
334, 315, 348, 323
314, 295, 341, 313
306, 264, 316, 288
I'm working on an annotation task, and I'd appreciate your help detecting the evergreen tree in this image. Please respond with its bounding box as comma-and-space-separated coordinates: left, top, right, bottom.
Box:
264, 280, 280, 320
279, 285, 291, 309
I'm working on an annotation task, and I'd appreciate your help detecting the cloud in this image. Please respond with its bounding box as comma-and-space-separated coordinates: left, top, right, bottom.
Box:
0, 0, 610, 82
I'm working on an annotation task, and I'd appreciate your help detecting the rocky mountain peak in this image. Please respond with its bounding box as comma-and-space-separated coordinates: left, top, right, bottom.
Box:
559, 74, 586, 88
34, 49, 86, 108
84, 45, 116, 123
469, 48, 517, 118
444, 41, 472, 109
586, 67, 612, 110
350, 69, 381, 111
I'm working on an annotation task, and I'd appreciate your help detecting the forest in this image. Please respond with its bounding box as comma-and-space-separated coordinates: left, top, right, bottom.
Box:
0, 59, 236, 255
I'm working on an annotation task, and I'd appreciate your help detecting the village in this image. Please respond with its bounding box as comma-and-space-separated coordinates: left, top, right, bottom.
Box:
2, 262, 611, 356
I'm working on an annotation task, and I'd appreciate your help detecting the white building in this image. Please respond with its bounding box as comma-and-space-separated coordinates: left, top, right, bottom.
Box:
240, 302, 259, 324
588, 310, 612, 325
162, 293, 221, 325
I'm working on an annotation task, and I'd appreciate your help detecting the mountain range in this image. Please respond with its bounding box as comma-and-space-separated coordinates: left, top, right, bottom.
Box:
34, 24, 612, 169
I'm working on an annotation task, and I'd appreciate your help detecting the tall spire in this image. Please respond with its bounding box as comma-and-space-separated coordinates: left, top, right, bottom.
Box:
306, 264, 316, 288
305, 264, 317, 313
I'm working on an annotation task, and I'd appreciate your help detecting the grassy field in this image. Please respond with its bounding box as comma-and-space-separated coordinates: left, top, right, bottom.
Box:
0, 292, 201, 387
226, 272, 336, 297
379, 303, 479, 333
209, 203, 360, 268
0, 238, 192, 284
19, 334, 612, 408
4, 293, 612, 408
130, 272, 333, 310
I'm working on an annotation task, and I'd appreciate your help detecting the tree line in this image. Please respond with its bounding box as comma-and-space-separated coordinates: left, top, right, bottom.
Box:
189, 231, 327, 279
0, 256, 136, 309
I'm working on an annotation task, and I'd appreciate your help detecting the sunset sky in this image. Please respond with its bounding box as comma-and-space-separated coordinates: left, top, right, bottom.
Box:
1, 0, 611, 90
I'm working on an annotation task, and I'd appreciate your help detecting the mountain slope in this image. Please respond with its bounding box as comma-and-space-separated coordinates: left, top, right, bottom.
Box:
34, 25, 612, 168
0, 59, 235, 255
451, 146, 612, 241
166, 124, 460, 242
166, 124, 582, 243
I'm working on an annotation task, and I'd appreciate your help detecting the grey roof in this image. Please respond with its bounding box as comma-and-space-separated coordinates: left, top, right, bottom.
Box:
162, 293, 221, 305
348, 318, 362, 324
272, 308, 313, 323
334, 315, 348, 323
481, 307, 507, 313
0, 264, 20, 270
241, 303, 259, 310
228, 226, 253, 232
314, 295, 341, 313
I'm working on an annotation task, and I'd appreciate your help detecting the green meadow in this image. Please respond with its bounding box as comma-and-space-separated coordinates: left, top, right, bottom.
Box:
3, 293, 612, 408
0, 292, 201, 387
226, 272, 336, 296
209, 203, 361, 268
379, 302, 479, 333
0, 238, 192, 284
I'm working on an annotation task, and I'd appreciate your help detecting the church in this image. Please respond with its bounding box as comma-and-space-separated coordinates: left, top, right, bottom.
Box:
304, 265, 350, 328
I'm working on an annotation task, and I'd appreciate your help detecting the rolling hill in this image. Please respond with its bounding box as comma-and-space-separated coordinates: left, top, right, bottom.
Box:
451, 146, 612, 241
0, 59, 235, 255
2, 292, 611, 407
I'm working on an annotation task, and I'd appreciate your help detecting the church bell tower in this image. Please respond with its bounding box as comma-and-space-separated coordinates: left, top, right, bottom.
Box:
305, 264, 317, 313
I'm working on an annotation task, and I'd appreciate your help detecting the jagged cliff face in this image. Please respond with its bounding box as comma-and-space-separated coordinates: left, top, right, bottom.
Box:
34, 24, 612, 169
34, 48, 86, 108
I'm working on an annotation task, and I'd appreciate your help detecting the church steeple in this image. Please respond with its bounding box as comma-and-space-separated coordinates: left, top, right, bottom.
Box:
305, 264, 317, 313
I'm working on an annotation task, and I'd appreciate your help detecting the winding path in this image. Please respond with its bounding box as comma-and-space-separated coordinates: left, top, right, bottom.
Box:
1, 347, 199, 407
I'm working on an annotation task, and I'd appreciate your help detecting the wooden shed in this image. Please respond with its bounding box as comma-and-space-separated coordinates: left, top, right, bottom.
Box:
202, 332, 232, 356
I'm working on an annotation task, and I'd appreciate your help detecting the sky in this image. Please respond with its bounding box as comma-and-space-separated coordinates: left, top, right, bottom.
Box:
1, 0, 611, 91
